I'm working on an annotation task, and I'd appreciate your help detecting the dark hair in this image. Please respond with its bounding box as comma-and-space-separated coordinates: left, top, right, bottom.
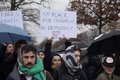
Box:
50, 53, 62, 65
14, 39, 27, 52
65, 45, 81, 54
36, 48, 45, 54
38, 51, 45, 54
21, 45, 37, 55
6, 43, 14, 47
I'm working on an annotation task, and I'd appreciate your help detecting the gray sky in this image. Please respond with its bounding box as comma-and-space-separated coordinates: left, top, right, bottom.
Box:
50, 0, 69, 10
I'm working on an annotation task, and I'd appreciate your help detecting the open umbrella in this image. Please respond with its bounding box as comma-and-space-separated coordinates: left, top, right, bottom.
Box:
0, 23, 31, 43
87, 29, 120, 56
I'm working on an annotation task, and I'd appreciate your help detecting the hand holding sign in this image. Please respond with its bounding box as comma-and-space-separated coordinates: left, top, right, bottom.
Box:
47, 35, 54, 42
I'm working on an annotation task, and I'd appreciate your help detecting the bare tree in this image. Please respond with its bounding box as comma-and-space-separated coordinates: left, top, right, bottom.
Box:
68, 0, 120, 34
10, 0, 51, 10
10, 0, 24, 10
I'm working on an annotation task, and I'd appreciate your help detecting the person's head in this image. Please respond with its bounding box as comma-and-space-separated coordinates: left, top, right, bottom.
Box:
102, 56, 116, 75
51, 53, 62, 69
14, 39, 27, 53
38, 51, 45, 61
62, 45, 82, 74
6, 43, 14, 54
65, 45, 81, 64
36, 48, 45, 61
18, 45, 37, 68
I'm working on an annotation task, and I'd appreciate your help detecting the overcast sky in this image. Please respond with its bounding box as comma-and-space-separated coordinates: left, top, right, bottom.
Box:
50, 0, 69, 10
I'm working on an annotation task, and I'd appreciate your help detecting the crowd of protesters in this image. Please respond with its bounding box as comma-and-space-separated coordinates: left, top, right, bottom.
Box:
0, 36, 120, 80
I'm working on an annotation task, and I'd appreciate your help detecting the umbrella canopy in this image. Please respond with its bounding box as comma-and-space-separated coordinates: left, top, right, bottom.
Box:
73, 42, 88, 48
87, 29, 120, 56
0, 23, 31, 43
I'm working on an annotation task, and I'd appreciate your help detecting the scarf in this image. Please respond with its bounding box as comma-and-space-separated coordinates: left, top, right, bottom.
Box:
62, 52, 82, 75
18, 57, 45, 80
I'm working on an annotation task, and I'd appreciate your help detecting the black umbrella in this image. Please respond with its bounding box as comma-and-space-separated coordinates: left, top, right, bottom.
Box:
87, 29, 120, 56
73, 42, 88, 48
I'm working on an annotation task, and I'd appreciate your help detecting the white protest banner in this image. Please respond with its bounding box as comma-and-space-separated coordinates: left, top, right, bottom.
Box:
0, 10, 23, 29
40, 10, 77, 38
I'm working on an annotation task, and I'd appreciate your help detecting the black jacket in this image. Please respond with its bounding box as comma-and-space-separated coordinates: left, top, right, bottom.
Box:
0, 52, 17, 80
55, 62, 88, 80
0, 43, 6, 65
44, 40, 71, 71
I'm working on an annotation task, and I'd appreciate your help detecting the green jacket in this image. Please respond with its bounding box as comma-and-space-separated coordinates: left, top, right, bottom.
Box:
96, 71, 120, 80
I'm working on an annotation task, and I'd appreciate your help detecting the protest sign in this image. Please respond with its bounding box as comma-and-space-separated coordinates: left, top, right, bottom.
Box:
40, 10, 77, 38
0, 10, 23, 29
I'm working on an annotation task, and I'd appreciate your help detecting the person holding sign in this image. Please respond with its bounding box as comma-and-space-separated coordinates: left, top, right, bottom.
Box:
43, 35, 71, 79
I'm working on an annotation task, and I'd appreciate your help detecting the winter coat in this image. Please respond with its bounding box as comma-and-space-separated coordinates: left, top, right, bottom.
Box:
0, 43, 6, 64
7, 64, 24, 80
44, 40, 71, 79
96, 71, 120, 80
7, 64, 53, 80
45, 70, 54, 80
0, 43, 6, 80
43, 41, 59, 79
44, 41, 52, 71
0, 52, 17, 80
54, 62, 88, 80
